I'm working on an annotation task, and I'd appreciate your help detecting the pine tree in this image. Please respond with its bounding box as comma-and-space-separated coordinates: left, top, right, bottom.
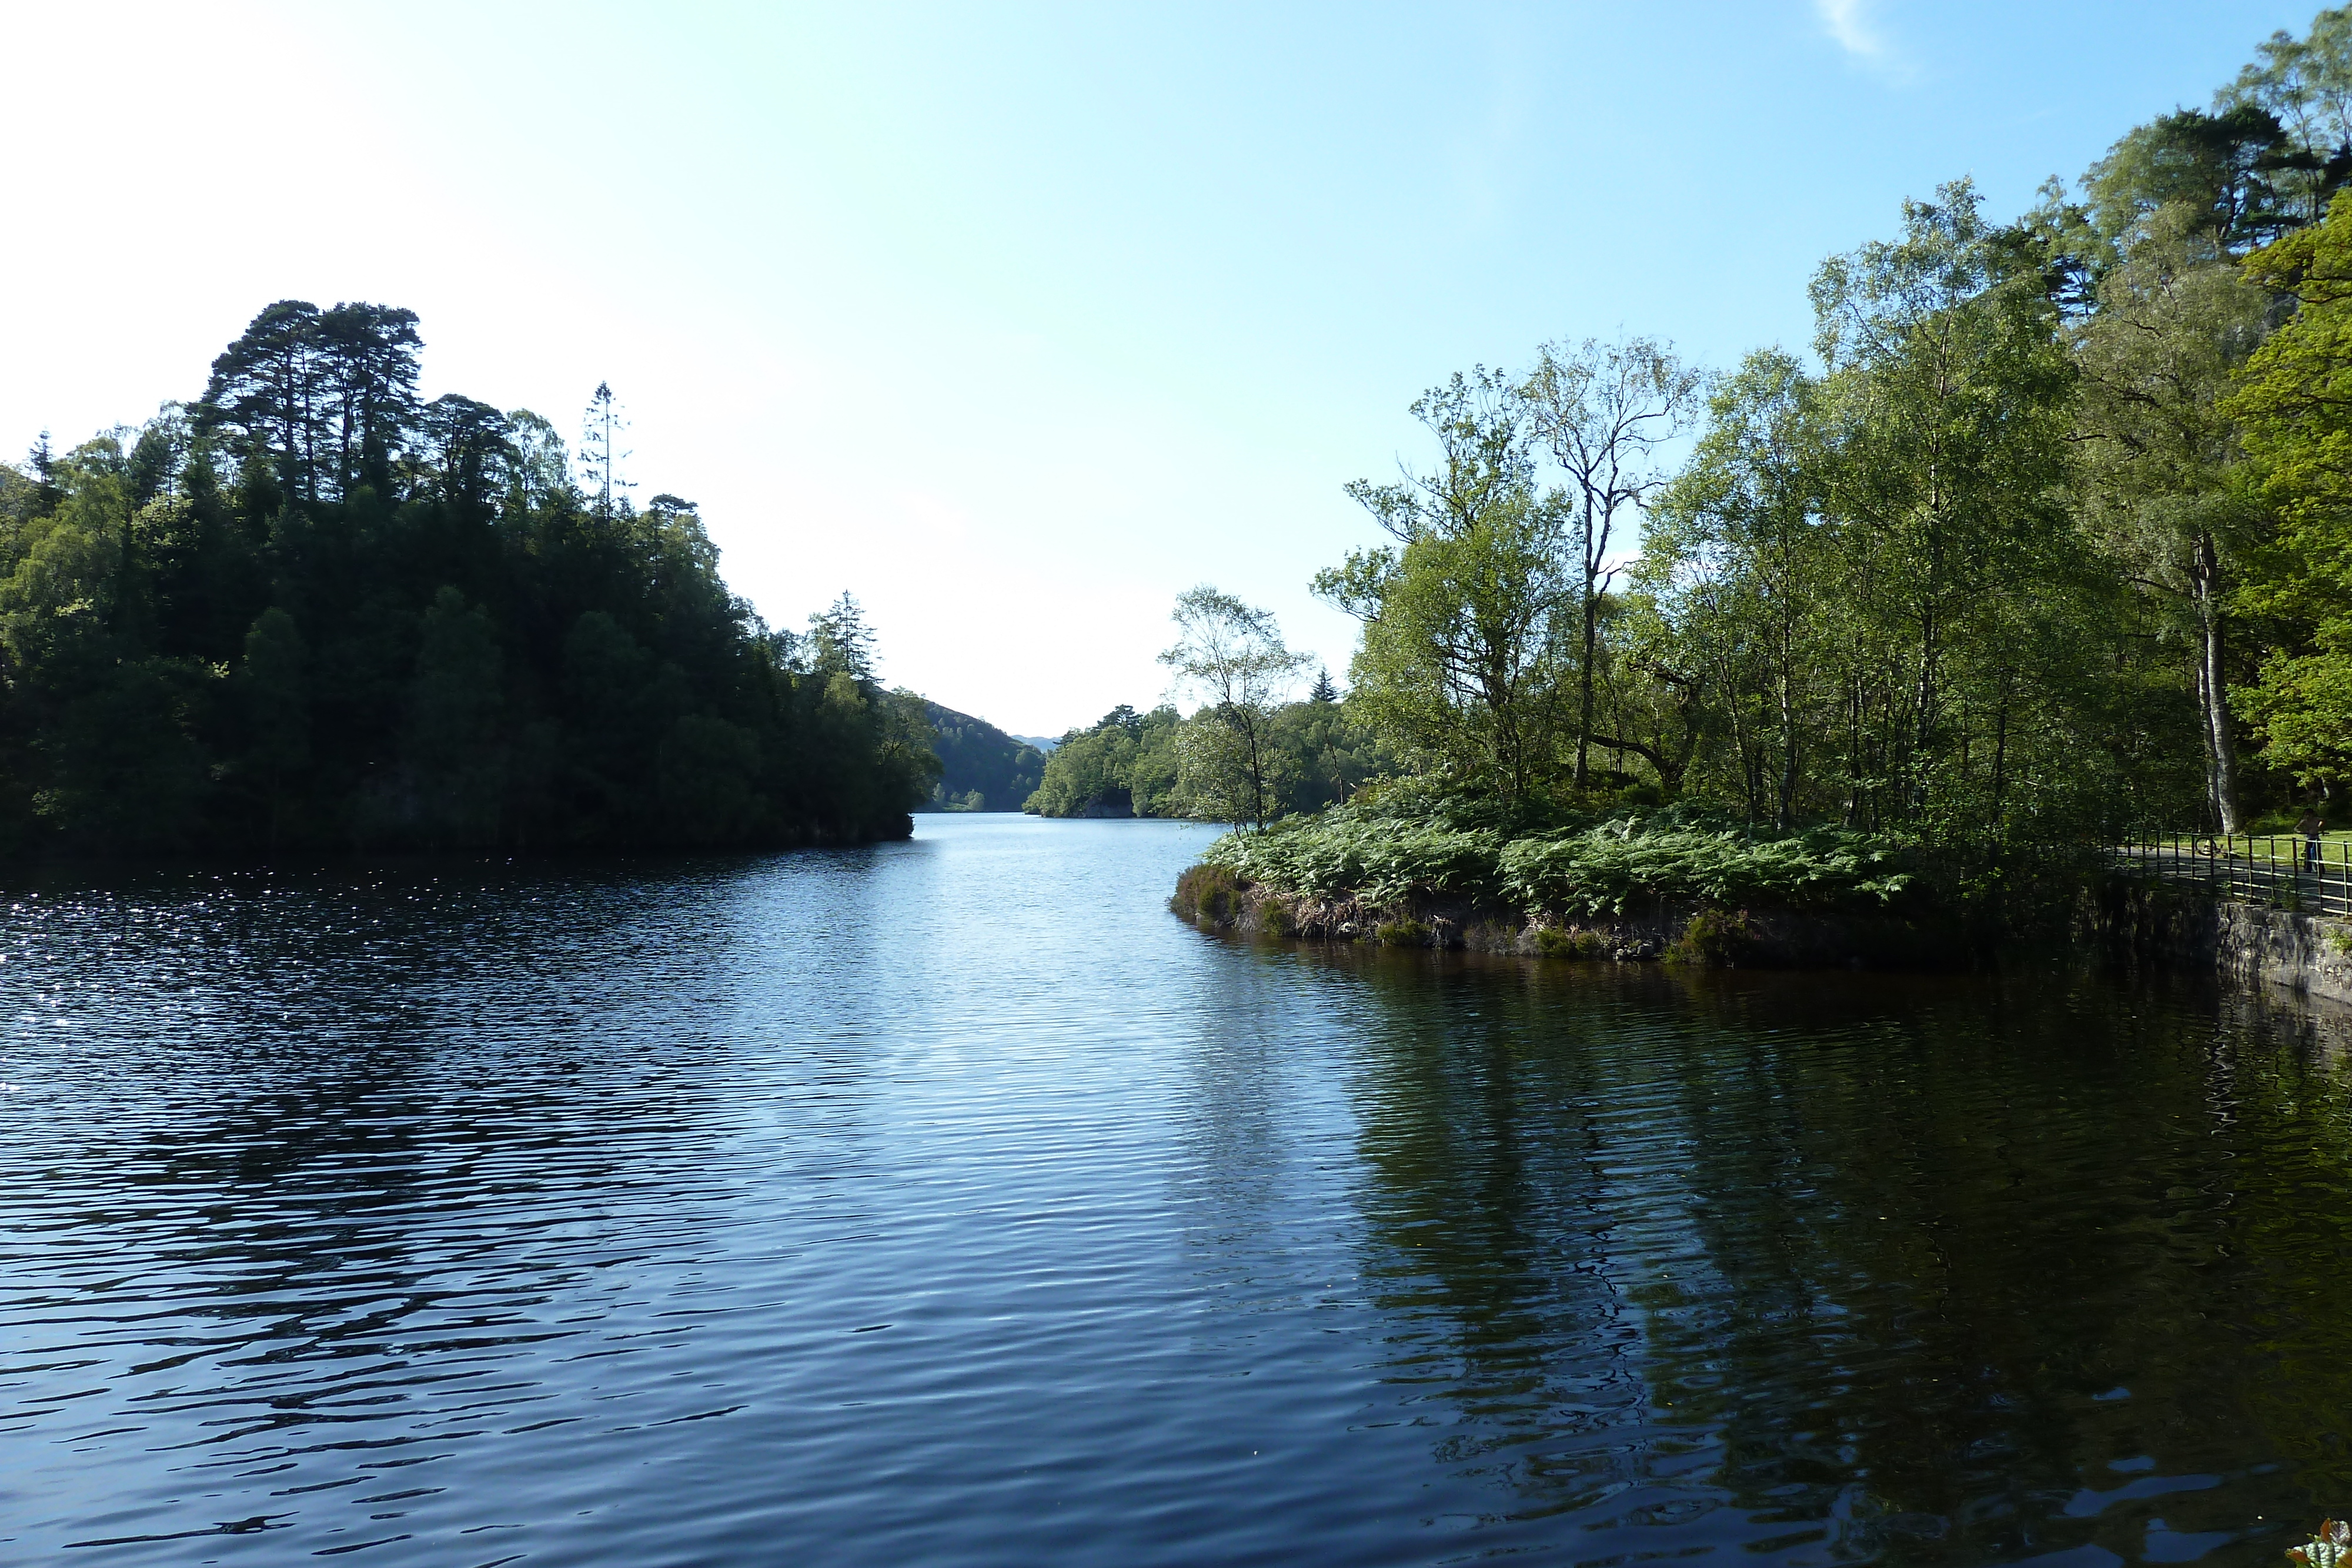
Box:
809, 592, 878, 681
28, 431, 59, 511
580, 382, 632, 519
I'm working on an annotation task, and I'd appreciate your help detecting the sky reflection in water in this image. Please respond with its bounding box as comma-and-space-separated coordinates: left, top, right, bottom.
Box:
4, 815, 2351, 1566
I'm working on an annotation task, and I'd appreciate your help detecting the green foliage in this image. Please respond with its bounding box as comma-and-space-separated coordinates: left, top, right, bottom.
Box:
1169, 861, 1247, 923
1665, 907, 1758, 966
1533, 925, 1608, 959
2071, 206, 2271, 831
2084, 105, 2311, 253
1028, 693, 1395, 823
1201, 804, 1504, 904
2229, 188, 2352, 786
1318, 369, 1575, 801
1281, 14, 2352, 853
1522, 336, 1705, 789
1314, 132, 2282, 855
1159, 586, 1310, 830
1271, 697, 1396, 813
1025, 704, 1185, 817
1202, 798, 1910, 918
1498, 820, 1911, 917
395, 585, 507, 845
0, 303, 936, 857
916, 700, 1044, 813
1374, 918, 1430, 947
1174, 714, 1292, 827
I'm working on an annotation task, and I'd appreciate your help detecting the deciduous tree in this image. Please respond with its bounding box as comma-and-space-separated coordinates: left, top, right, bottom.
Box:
1160, 586, 1308, 830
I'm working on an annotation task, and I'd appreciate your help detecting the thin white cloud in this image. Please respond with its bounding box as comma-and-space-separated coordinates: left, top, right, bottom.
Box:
1814, 0, 1896, 68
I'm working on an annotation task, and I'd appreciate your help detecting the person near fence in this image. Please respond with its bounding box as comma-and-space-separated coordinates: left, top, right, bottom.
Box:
2298, 810, 2326, 874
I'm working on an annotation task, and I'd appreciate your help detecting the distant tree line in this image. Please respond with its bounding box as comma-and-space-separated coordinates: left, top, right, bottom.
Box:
1023, 655, 1392, 824
0, 301, 937, 857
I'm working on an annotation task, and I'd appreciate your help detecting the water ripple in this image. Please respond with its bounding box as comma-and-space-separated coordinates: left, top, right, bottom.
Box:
5, 820, 2352, 1564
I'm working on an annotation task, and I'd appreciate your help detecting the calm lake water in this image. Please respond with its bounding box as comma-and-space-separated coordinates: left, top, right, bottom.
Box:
9, 815, 2352, 1566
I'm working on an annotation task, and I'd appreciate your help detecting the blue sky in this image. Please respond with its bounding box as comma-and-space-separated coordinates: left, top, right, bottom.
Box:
0, 1, 2317, 737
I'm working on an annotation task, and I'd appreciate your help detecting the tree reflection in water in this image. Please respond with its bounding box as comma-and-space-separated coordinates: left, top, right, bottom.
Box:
1321, 948, 2352, 1564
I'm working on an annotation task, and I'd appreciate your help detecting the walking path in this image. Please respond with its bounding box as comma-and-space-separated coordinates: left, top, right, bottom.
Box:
2116, 834, 2351, 919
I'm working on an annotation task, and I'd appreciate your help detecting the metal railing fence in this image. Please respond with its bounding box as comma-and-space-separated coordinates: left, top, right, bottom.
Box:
2113, 832, 2352, 920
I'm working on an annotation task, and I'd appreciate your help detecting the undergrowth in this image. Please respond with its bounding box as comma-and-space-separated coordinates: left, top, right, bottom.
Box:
1171, 862, 1247, 924
1202, 799, 1912, 917
1666, 907, 1756, 965
1534, 926, 1609, 959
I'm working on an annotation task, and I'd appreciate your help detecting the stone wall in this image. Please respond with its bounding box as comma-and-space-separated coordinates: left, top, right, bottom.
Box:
2088, 879, 2352, 1004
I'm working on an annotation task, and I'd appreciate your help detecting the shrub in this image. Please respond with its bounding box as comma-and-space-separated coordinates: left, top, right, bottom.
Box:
1535, 926, 1608, 959
1464, 920, 1519, 951
1171, 862, 1248, 924
1374, 918, 1430, 947
1666, 907, 1756, 966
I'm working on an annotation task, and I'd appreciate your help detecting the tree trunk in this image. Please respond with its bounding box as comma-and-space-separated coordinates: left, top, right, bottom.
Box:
1574, 590, 1598, 788
1912, 601, 1938, 815
1776, 634, 1798, 832
2194, 536, 2240, 834
1987, 681, 2011, 870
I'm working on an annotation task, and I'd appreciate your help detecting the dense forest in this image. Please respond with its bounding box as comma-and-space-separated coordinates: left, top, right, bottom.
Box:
0, 306, 937, 856
917, 701, 1045, 812
1121, 9, 2352, 879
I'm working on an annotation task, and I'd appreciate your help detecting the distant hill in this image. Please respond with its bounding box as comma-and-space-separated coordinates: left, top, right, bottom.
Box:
917, 702, 1048, 812
1013, 735, 1061, 754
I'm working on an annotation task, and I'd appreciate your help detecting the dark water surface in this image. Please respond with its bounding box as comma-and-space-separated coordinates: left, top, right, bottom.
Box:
9, 816, 2352, 1566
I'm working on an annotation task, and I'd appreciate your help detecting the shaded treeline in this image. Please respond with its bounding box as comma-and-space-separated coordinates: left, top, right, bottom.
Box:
0, 302, 936, 857
917, 701, 1045, 813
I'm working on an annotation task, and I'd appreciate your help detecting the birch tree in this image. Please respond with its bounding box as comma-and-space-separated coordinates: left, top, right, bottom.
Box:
1160, 586, 1308, 830
1521, 337, 1702, 787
